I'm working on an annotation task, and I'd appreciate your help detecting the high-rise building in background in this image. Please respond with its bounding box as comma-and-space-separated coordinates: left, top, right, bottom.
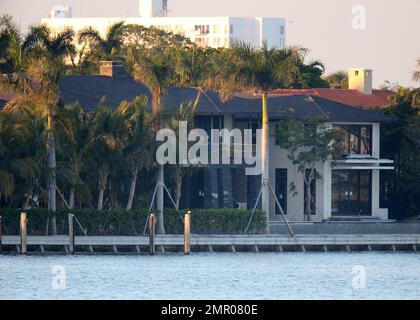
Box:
42, 0, 286, 49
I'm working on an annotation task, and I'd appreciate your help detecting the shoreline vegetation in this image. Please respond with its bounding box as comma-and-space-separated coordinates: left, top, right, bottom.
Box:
1, 14, 420, 235
0, 208, 266, 235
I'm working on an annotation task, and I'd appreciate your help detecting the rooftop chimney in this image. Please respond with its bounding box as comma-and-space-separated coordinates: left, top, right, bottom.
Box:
348, 68, 373, 95
99, 61, 127, 79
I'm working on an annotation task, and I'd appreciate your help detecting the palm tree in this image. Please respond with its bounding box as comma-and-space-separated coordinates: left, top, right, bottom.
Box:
78, 21, 126, 60
55, 103, 93, 209
23, 24, 76, 61
165, 98, 199, 208
296, 59, 329, 88
413, 59, 420, 83
0, 58, 61, 233
88, 101, 124, 210
0, 108, 44, 209
207, 42, 301, 233
126, 47, 176, 234
118, 96, 155, 210
0, 14, 25, 73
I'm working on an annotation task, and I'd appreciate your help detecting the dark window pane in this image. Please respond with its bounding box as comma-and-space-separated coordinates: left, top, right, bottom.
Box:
275, 169, 287, 215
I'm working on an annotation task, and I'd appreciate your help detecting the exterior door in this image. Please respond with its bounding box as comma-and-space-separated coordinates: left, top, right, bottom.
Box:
332, 170, 372, 216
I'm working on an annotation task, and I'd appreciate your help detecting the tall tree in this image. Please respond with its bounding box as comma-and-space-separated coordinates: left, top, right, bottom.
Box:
23, 24, 75, 61
207, 42, 301, 233
0, 14, 26, 73
164, 97, 200, 208
78, 21, 126, 61
0, 109, 43, 208
126, 47, 176, 234
88, 101, 124, 210
0, 58, 61, 233
381, 87, 420, 219
55, 103, 93, 209
118, 96, 155, 210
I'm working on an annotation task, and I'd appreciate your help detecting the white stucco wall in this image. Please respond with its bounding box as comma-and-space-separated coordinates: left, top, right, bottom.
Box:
267, 122, 387, 221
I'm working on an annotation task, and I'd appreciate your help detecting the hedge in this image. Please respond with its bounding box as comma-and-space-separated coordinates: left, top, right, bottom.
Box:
0, 208, 265, 236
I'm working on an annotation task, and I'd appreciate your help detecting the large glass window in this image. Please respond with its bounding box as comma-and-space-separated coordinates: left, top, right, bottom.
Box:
331, 170, 372, 216
334, 125, 372, 157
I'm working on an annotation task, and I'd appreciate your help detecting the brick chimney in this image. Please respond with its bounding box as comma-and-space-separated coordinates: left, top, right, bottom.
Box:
348, 68, 373, 95
99, 61, 127, 79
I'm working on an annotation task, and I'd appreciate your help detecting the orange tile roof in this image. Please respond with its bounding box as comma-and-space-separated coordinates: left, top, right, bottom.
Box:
270, 88, 394, 109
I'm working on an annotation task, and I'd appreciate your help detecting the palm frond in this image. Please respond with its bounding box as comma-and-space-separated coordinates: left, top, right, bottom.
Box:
0, 14, 22, 43
77, 27, 102, 44
105, 21, 126, 43
0, 169, 14, 196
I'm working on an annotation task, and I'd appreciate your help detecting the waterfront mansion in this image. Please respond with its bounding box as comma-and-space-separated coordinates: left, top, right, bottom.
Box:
26, 62, 390, 222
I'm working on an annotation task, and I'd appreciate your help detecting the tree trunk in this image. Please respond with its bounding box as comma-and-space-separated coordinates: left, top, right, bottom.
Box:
23, 186, 33, 210
261, 92, 270, 234
126, 166, 139, 210
47, 111, 57, 235
156, 164, 166, 234
152, 91, 165, 234
174, 168, 184, 209
69, 187, 75, 209
97, 170, 108, 210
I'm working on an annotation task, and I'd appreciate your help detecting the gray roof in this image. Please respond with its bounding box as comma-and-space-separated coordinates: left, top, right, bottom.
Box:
1, 74, 393, 123
59, 75, 152, 111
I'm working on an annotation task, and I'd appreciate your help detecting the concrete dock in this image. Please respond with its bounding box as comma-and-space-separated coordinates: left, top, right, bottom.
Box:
1, 234, 419, 253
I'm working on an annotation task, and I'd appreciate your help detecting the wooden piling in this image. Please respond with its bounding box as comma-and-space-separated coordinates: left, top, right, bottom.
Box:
184, 210, 191, 256
20, 212, 27, 254
68, 214, 75, 254
149, 213, 156, 255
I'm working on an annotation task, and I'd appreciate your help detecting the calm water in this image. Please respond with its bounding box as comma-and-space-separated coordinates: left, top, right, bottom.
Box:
1, 252, 419, 300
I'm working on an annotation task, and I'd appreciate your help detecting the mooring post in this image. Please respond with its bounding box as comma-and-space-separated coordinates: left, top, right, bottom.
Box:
149, 213, 156, 255
68, 214, 75, 254
184, 210, 191, 256
0, 215, 3, 254
20, 211, 27, 255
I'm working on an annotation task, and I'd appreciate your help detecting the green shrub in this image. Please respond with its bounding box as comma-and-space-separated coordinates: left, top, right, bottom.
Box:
0, 208, 265, 235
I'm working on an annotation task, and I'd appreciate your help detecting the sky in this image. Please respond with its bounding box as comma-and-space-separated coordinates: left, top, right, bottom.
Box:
1, 0, 419, 88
